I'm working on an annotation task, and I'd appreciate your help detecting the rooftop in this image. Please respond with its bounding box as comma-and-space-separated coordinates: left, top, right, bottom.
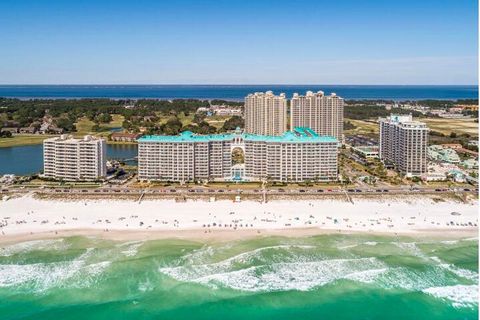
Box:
138, 127, 337, 144
44, 135, 105, 143
380, 114, 428, 128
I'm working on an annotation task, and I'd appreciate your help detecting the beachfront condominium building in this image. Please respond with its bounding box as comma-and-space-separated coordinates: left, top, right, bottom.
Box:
290, 91, 344, 141
244, 91, 287, 136
43, 135, 107, 181
379, 114, 429, 177
138, 127, 338, 183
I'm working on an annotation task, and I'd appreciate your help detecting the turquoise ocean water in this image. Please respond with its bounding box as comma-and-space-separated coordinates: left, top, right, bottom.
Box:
0, 235, 477, 319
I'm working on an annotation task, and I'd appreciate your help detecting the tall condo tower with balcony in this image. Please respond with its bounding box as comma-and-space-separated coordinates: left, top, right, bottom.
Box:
244, 91, 287, 136
290, 91, 344, 141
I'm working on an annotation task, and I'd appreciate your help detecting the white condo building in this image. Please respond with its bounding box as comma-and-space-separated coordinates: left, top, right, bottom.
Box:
290, 91, 344, 141
244, 91, 287, 136
138, 128, 338, 183
43, 135, 107, 181
379, 114, 429, 177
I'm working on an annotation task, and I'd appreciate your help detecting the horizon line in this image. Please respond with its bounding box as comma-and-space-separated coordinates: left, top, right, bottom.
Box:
0, 83, 477, 87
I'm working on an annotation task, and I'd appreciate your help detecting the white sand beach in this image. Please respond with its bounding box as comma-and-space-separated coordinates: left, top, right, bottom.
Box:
0, 195, 478, 243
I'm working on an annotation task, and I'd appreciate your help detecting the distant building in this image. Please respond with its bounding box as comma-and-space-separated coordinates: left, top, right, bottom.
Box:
19, 127, 37, 134
211, 105, 243, 116
43, 135, 107, 181
197, 105, 243, 117
468, 140, 478, 147
110, 132, 142, 142
290, 91, 344, 141
441, 143, 463, 150
379, 114, 429, 177
244, 91, 287, 136
462, 158, 478, 169
48, 126, 65, 134
0, 127, 19, 134
352, 146, 379, 160
457, 104, 479, 111
138, 127, 338, 183
38, 124, 64, 134
428, 145, 461, 164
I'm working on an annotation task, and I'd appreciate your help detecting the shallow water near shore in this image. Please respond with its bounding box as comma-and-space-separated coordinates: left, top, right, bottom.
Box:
0, 234, 477, 319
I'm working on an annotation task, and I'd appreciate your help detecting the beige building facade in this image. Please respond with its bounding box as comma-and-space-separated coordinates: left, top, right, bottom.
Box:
290, 91, 344, 141
244, 91, 287, 136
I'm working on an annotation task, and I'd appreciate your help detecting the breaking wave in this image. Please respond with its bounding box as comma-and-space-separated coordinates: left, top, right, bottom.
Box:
160, 256, 386, 292
158, 242, 479, 309
0, 247, 110, 293
423, 285, 478, 308
0, 239, 70, 257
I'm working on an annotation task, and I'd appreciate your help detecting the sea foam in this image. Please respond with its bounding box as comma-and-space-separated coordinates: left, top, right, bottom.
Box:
159, 256, 386, 292
0, 239, 69, 257
423, 285, 478, 308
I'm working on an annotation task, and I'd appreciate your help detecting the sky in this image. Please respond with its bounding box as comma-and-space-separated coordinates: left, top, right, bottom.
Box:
0, 0, 477, 85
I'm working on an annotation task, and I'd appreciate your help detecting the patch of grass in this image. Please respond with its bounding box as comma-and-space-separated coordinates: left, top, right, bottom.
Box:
74, 117, 97, 136
344, 118, 379, 135
422, 118, 478, 136
0, 134, 55, 148
205, 115, 231, 129
74, 114, 125, 137
345, 117, 479, 138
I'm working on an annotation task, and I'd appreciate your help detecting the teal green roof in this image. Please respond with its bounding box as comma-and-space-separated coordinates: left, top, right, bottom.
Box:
139, 127, 337, 144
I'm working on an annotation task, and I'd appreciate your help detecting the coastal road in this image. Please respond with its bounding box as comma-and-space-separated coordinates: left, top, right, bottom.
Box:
3, 185, 477, 197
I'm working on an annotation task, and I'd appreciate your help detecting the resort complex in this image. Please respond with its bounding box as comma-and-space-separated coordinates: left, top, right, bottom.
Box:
30, 91, 476, 186
379, 114, 429, 177
138, 127, 338, 183
43, 135, 107, 181
290, 91, 344, 141
244, 91, 287, 136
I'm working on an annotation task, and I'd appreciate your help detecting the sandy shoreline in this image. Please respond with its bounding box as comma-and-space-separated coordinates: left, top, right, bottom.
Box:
0, 195, 478, 244
0, 227, 478, 246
